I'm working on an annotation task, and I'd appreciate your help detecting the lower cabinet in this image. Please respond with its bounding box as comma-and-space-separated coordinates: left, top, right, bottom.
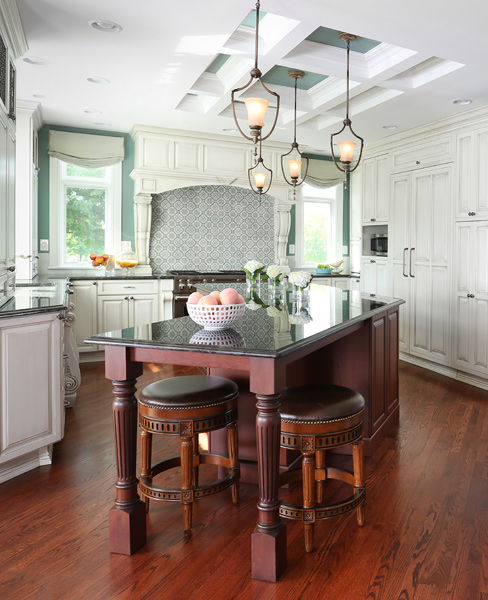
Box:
370, 308, 399, 437
453, 221, 488, 377
360, 257, 390, 296
313, 277, 351, 290
0, 311, 64, 483
71, 278, 174, 357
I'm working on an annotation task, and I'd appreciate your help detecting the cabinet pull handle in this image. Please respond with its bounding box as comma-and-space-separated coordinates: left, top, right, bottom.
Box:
371, 218, 376, 222
467, 294, 475, 298
123, 286, 136, 289
403, 247, 408, 277
409, 248, 415, 277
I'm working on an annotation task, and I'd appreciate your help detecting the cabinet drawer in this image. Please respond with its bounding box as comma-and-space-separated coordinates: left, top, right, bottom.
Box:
391, 136, 453, 173
98, 279, 159, 295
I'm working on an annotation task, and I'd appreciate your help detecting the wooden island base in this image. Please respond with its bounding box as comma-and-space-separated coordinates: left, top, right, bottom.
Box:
210, 307, 400, 482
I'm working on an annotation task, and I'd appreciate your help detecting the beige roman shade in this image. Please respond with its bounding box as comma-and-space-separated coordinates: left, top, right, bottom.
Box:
48, 130, 125, 168
304, 157, 346, 189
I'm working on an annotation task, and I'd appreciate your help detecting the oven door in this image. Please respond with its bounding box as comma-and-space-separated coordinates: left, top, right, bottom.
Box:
173, 294, 190, 318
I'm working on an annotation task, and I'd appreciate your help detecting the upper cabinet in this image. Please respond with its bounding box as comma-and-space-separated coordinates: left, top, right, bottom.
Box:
390, 135, 453, 174
361, 154, 389, 224
455, 128, 488, 220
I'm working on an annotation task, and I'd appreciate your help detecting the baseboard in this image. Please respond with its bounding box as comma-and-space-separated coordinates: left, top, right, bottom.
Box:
0, 445, 53, 484
79, 351, 105, 364
400, 353, 488, 390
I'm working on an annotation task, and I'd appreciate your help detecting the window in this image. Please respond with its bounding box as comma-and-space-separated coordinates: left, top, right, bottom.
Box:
295, 183, 343, 267
49, 158, 121, 268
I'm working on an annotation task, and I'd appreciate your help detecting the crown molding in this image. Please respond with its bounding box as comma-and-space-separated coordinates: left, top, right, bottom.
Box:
0, 0, 28, 59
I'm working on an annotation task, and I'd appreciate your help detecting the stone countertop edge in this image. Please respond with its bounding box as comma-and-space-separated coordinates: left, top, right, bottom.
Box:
85, 297, 404, 358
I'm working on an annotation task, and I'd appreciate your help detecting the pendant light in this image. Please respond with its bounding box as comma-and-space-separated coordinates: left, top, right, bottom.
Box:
330, 32, 364, 175
248, 138, 272, 195
231, 1, 280, 144
280, 70, 309, 195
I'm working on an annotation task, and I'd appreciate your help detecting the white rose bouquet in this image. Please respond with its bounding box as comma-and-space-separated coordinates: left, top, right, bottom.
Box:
288, 270, 312, 290
243, 260, 265, 285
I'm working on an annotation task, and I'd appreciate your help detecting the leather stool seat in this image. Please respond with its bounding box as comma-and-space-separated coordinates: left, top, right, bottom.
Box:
138, 375, 240, 533
279, 384, 366, 552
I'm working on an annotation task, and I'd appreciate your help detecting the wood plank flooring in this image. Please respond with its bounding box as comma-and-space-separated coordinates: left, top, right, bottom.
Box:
0, 361, 487, 599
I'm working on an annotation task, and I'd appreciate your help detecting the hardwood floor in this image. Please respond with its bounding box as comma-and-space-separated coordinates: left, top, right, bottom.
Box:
1, 361, 487, 599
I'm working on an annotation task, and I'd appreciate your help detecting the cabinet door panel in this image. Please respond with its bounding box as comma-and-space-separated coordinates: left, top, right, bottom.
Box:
131, 295, 158, 327
390, 175, 410, 261
430, 266, 450, 361
431, 170, 450, 264
371, 315, 387, 431
72, 281, 98, 353
360, 260, 376, 294
0, 118, 7, 272
476, 130, 488, 217
410, 265, 430, 354
456, 132, 473, 217
392, 263, 409, 352
375, 155, 389, 222
362, 159, 375, 223
474, 224, 488, 295
98, 297, 129, 333
455, 224, 471, 294
473, 299, 488, 372
0, 315, 63, 463
412, 173, 432, 262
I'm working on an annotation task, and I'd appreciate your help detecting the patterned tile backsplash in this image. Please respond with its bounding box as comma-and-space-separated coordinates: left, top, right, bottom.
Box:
149, 185, 275, 273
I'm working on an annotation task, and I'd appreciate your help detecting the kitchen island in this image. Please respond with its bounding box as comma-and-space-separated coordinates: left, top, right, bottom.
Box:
86, 284, 404, 581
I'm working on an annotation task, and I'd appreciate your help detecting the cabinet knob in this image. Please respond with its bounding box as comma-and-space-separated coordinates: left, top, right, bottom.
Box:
467, 294, 475, 298
370, 259, 376, 263
416, 160, 420, 165
130, 296, 134, 300
92, 281, 97, 285
124, 296, 129, 300
7, 265, 15, 272
370, 218, 376, 222
468, 211, 476, 216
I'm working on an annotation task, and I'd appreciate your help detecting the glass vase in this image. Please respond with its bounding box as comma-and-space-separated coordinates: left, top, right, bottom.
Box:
246, 272, 261, 292
268, 278, 284, 293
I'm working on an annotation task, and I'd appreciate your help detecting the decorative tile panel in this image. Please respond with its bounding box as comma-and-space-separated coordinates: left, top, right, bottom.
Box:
0, 35, 6, 108
149, 185, 275, 273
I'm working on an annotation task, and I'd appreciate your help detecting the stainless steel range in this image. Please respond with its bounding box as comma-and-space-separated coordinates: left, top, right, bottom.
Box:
168, 270, 246, 317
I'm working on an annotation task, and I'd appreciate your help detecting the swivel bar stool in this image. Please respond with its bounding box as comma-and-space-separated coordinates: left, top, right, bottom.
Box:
278, 384, 366, 552
138, 375, 240, 532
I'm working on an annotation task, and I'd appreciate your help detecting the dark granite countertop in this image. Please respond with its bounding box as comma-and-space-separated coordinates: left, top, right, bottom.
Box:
86, 283, 403, 359
0, 281, 69, 318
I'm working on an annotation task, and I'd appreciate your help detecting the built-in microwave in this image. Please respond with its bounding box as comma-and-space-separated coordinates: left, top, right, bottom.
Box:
371, 233, 388, 256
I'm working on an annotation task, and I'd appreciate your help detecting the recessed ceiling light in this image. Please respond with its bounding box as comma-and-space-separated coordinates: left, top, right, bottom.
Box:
84, 109, 103, 114
87, 76, 110, 84
89, 20, 123, 33
23, 56, 48, 66
453, 98, 472, 105
382, 125, 398, 130
223, 128, 237, 133
94, 122, 112, 127
33, 94, 46, 98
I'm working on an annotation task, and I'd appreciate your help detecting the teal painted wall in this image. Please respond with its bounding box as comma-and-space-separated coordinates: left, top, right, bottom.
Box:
37, 125, 135, 250
286, 156, 350, 259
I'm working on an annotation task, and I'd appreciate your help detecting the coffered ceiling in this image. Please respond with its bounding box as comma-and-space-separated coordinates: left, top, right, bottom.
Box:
14, 0, 488, 154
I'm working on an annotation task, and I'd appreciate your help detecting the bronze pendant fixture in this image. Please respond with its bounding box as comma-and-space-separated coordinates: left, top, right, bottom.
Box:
280, 70, 309, 195
330, 32, 364, 175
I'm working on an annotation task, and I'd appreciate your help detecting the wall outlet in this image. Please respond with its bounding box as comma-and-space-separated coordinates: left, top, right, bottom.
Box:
288, 244, 295, 254
40, 239, 49, 251
342, 245, 349, 255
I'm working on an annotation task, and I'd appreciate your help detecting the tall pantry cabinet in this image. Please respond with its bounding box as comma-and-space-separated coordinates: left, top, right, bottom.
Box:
390, 165, 452, 366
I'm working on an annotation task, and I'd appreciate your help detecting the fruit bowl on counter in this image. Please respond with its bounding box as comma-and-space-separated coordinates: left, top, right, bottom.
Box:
187, 303, 246, 330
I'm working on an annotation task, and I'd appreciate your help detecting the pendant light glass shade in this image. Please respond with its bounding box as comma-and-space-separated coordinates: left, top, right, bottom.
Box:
248, 140, 272, 195
231, 2, 280, 144
330, 33, 364, 175
280, 70, 309, 190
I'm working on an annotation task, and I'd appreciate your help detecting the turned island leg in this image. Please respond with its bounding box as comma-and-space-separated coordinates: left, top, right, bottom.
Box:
251, 393, 287, 581
109, 378, 147, 554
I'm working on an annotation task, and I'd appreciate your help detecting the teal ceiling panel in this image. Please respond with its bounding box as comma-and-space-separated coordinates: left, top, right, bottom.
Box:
262, 66, 328, 90
306, 27, 381, 53
206, 53, 231, 74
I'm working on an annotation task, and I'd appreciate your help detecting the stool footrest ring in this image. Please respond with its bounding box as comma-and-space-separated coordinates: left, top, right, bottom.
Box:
280, 488, 365, 522
140, 453, 239, 503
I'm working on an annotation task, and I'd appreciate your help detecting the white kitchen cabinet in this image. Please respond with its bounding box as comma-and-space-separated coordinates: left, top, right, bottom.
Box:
71, 280, 99, 354
313, 277, 351, 290
390, 166, 452, 365
360, 257, 389, 296
453, 222, 488, 376
455, 129, 488, 220
97, 279, 159, 333
361, 154, 389, 224
391, 135, 453, 173
0, 110, 15, 306
0, 311, 64, 483
15, 100, 41, 280
98, 294, 159, 332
